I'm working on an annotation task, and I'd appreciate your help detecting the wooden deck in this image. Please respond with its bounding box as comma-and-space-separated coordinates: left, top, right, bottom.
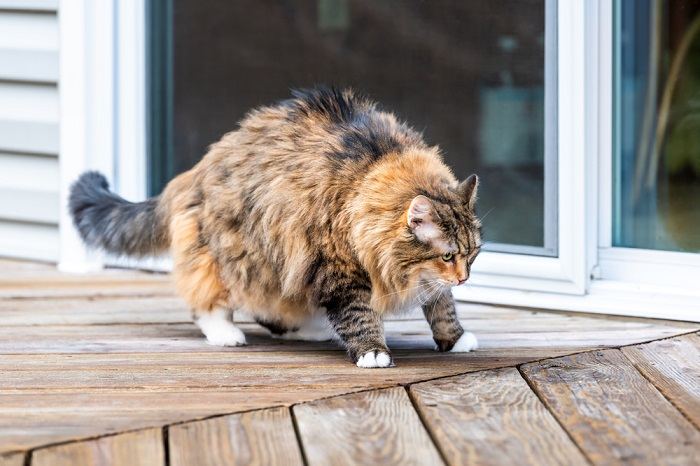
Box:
1, 259, 699, 465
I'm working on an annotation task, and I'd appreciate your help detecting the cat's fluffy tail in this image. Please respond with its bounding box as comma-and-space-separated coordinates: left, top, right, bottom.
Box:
69, 171, 169, 256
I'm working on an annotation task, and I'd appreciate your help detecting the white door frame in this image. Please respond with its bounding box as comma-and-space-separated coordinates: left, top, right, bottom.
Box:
58, 0, 153, 272
58, 0, 115, 272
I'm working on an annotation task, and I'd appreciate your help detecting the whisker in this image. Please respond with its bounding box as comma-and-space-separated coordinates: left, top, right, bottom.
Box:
377, 282, 426, 299
478, 206, 495, 221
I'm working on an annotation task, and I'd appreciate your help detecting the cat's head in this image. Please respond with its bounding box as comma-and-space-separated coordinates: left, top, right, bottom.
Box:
358, 171, 482, 311
399, 174, 482, 293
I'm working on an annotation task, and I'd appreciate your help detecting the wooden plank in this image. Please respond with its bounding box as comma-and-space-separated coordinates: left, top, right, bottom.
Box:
169, 407, 303, 466
521, 349, 700, 465
0, 258, 52, 271
31, 428, 164, 466
410, 367, 587, 466
0, 452, 24, 466
622, 333, 700, 428
294, 387, 443, 465
0, 297, 190, 326
0, 272, 173, 299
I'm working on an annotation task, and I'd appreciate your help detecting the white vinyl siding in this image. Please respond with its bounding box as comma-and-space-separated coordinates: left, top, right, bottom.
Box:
0, 3, 59, 261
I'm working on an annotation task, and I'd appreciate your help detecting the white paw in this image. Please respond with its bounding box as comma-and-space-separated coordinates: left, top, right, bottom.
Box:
356, 351, 393, 368
450, 332, 479, 352
204, 324, 247, 346
196, 309, 247, 347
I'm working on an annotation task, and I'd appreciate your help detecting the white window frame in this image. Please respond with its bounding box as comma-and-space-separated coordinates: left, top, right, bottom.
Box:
58, 0, 700, 321
459, 0, 700, 321
459, 0, 590, 296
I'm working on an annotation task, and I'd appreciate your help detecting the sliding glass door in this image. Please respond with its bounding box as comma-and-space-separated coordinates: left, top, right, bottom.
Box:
599, 0, 700, 293
614, 0, 700, 254
148, 0, 558, 257
106, 0, 700, 317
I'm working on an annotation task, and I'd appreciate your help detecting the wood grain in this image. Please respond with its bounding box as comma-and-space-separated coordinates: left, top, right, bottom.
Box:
168, 407, 303, 466
521, 349, 700, 465
622, 333, 700, 428
0, 267, 173, 299
0, 297, 190, 326
1, 261, 698, 456
410, 367, 587, 466
31, 428, 164, 466
294, 387, 443, 466
0, 452, 24, 466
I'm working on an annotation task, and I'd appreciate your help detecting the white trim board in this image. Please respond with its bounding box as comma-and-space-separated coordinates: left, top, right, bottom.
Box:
453, 280, 700, 323
58, 0, 116, 272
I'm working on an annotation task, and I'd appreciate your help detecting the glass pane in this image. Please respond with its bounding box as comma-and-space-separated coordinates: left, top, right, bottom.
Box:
149, 0, 553, 253
615, 0, 700, 253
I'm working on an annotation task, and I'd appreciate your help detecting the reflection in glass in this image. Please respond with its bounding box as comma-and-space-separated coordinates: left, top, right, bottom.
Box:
151, 0, 548, 251
615, 0, 700, 252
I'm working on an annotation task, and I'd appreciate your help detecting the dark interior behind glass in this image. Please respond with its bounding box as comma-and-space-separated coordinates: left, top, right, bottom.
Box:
149, 0, 546, 248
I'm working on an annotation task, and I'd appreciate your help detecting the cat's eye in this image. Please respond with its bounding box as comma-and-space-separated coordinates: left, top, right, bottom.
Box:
441, 252, 454, 262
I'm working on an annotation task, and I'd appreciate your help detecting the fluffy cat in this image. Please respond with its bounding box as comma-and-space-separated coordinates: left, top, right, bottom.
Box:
70, 87, 482, 368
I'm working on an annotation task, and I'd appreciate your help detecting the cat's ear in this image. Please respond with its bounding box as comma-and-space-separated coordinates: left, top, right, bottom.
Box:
458, 174, 479, 211
407, 195, 441, 243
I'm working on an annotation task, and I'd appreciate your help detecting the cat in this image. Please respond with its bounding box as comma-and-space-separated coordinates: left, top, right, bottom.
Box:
69, 86, 482, 368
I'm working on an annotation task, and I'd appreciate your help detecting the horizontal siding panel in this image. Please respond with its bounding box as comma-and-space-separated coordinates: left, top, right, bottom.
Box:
0, 11, 58, 50
0, 83, 58, 154
0, 82, 58, 120
0, 152, 58, 188
0, 48, 58, 82
0, 120, 58, 154
0, 187, 58, 223
0, 153, 60, 224
0, 1, 57, 12
0, 152, 59, 224
0, 220, 58, 262
0, 8, 60, 263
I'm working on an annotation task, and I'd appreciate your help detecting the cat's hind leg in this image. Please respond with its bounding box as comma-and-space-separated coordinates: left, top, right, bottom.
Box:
195, 308, 247, 347
170, 211, 245, 346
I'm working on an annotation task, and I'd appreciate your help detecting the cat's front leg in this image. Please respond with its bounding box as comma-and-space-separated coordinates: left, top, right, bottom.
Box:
422, 291, 478, 352
322, 283, 393, 368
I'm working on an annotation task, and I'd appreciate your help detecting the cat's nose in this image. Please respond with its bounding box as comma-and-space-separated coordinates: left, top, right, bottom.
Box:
458, 278, 467, 285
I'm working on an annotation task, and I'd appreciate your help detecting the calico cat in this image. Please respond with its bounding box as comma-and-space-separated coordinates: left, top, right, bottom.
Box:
70, 86, 482, 368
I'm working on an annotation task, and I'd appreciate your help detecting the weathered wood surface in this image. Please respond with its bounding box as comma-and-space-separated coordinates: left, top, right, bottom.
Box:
1, 260, 699, 461
169, 407, 304, 466
31, 428, 164, 466
0, 259, 173, 299
0, 296, 189, 325
521, 349, 700, 465
410, 367, 587, 466
622, 333, 700, 428
0, 452, 24, 466
1, 313, 694, 452
294, 387, 443, 466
